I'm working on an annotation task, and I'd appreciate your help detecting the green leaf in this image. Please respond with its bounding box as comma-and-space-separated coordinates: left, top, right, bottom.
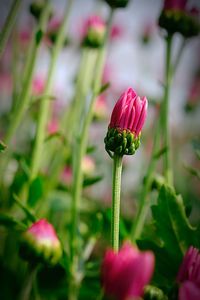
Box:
13, 194, 37, 222
0, 213, 27, 230
137, 185, 199, 289
28, 176, 43, 207
98, 82, 110, 95
153, 146, 167, 160
83, 175, 103, 187
0, 140, 7, 153
183, 164, 200, 180
35, 29, 43, 44
152, 185, 197, 255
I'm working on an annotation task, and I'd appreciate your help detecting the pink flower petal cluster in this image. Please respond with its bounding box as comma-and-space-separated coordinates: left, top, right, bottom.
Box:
27, 219, 60, 248
101, 242, 155, 300
81, 15, 105, 40
109, 88, 148, 137
177, 246, 200, 300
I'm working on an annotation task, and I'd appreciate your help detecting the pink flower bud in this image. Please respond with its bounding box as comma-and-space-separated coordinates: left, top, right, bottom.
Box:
101, 242, 155, 300
104, 88, 148, 156
163, 0, 187, 11
177, 246, 200, 300
81, 15, 106, 48
21, 219, 62, 265
109, 88, 148, 137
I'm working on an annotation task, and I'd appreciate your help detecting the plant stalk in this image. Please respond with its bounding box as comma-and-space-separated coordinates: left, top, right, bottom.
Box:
111, 154, 123, 252
162, 34, 173, 185
29, 0, 73, 183
0, 0, 21, 58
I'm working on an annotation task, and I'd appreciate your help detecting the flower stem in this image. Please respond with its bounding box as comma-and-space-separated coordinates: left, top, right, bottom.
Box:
69, 9, 114, 299
162, 34, 173, 185
4, 3, 51, 145
29, 0, 73, 183
111, 154, 123, 252
131, 119, 160, 241
0, 0, 21, 58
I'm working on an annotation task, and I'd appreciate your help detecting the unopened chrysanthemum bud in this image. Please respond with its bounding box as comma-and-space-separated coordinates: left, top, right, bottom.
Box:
46, 19, 69, 46
144, 285, 168, 300
104, 0, 129, 9
81, 15, 106, 48
101, 242, 155, 300
104, 88, 148, 157
20, 219, 62, 266
30, 0, 50, 20
158, 0, 200, 38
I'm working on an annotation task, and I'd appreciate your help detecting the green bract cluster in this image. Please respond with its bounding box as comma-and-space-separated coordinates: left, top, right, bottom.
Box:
19, 232, 62, 266
104, 0, 129, 8
104, 127, 140, 157
158, 10, 200, 38
82, 28, 105, 48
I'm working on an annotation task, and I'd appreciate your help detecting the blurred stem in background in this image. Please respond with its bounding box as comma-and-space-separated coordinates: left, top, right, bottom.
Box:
162, 34, 173, 186
111, 154, 122, 252
0, 0, 21, 58
131, 118, 161, 241
4, 2, 51, 145
0, 1, 51, 189
69, 9, 114, 300
131, 34, 186, 241
28, 0, 74, 186
42, 48, 98, 196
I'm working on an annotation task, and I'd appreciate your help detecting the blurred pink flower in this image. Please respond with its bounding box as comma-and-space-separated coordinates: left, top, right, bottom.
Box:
93, 95, 108, 120
80, 15, 106, 47
32, 77, 45, 96
163, 0, 187, 11
27, 219, 60, 247
47, 118, 59, 135
82, 155, 95, 176
61, 166, 73, 185
110, 24, 124, 41
109, 88, 148, 137
19, 29, 32, 48
177, 246, 200, 300
22, 219, 62, 265
101, 242, 155, 300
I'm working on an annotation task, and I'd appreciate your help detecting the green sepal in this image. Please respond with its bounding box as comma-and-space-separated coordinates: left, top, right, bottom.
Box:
104, 127, 140, 157
158, 10, 200, 38
104, 0, 129, 8
19, 232, 62, 266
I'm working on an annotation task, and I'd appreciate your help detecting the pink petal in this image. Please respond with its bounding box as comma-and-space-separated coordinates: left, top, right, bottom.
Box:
179, 281, 200, 300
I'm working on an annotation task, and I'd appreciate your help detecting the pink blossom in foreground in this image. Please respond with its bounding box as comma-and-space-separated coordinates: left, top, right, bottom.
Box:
101, 242, 155, 300
109, 88, 148, 137
177, 246, 200, 300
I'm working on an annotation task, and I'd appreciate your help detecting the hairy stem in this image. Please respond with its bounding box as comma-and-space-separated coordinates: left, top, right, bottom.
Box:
111, 154, 123, 252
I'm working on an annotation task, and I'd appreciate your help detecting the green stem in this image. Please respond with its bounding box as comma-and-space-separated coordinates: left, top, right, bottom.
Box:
0, 0, 21, 58
4, 3, 51, 145
162, 34, 173, 185
111, 154, 123, 252
69, 8, 114, 299
29, 0, 73, 183
19, 266, 38, 300
131, 119, 160, 241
